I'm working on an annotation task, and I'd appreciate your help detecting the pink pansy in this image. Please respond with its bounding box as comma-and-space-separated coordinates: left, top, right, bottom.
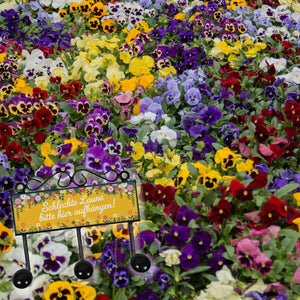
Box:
294, 267, 300, 284
236, 238, 261, 268
253, 252, 273, 275
113, 91, 135, 108
249, 225, 281, 246
264, 282, 287, 295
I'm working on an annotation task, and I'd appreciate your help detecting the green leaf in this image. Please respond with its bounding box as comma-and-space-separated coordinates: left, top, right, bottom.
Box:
225, 243, 235, 258
174, 194, 186, 206
0, 166, 10, 177
187, 163, 198, 178
0, 280, 12, 293
30, 153, 43, 167
212, 143, 224, 150
59, 101, 74, 113
149, 241, 158, 255
138, 221, 158, 232
136, 125, 150, 142
291, 285, 300, 295
181, 265, 210, 276
279, 229, 300, 239
274, 183, 300, 199
114, 289, 127, 300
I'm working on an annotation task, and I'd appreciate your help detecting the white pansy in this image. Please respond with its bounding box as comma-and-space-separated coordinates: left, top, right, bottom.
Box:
129, 112, 157, 125
150, 125, 178, 147
39, 0, 52, 7
259, 57, 287, 72
277, 67, 300, 84
215, 265, 235, 284
159, 249, 182, 267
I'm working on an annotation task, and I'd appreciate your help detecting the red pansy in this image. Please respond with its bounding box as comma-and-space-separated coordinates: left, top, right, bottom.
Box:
5, 141, 23, 159
208, 199, 232, 225
34, 107, 53, 127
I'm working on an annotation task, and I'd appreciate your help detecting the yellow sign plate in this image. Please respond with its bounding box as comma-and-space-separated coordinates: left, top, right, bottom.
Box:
11, 181, 140, 235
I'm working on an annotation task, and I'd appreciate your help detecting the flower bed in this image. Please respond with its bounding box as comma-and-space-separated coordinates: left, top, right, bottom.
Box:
0, 0, 300, 299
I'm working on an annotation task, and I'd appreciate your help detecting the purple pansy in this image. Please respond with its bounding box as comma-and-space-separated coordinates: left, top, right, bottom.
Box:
110, 267, 130, 288
191, 230, 212, 254
83, 146, 106, 172
175, 205, 198, 226
180, 244, 200, 271
198, 106, 222, 125
164, 224, 190, 247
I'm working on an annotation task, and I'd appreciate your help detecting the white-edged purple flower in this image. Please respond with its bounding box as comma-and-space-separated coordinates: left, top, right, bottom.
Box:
185, 87, 202, 105
83, 145, 106, 173
41, 242, 71, 275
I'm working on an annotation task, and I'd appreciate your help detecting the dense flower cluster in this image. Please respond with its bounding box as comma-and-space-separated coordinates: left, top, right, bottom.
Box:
0, 0, 300, 299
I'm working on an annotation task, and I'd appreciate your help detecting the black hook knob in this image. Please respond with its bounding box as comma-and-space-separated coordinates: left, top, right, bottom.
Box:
12, 269, 33, 289
74, 260, 94, 279
130, 253, 151, 273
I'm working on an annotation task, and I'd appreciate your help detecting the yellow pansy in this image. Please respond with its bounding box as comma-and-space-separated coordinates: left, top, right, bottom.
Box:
293, 218, 300, 233
125, 28, 141, 44
155, 177, 176, 187
222, 175, 236, 184
35, 75, 50, 90
121, 77, 139, 92
136, 21, 151, 32
175, 163, 190, 188
294, 193, 300, 206
0, 52, 6, 63
129, 57, 152, 76
44, 281, 74, 300
146, 168, 161, 179
292, 1, 300, 12
174, 13, 186, 21
74, 286, 96, 300
102, 53, 117, 67
106, 62, 125, 82
0, 222, 14, 253
203, 170, 222, 190
158, 66, 177, 78
130, 141, 145, 160
217, 40, 232, 55
215, 147, 240, 171
138, 74, 154, 90
41, 143, 57, 167
13, 77, 33, 95
119, 51, 132, 64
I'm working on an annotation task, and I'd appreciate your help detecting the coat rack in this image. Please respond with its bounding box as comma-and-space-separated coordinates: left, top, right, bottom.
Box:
11, 169, 151, 289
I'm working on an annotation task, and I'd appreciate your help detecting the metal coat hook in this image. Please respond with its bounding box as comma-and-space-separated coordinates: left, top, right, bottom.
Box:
12, 234, 33, 289
128, 222, 151, 273
74, 227, 94, 279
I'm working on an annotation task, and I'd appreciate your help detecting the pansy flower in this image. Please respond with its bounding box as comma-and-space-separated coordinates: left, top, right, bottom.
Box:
41, 242, 71, 275
208, 199, 232, 224
175, 205, 198, 226
215, 147, 240, 171
43, 281, 74, 300
164, 224, 190, 247
180, 244, 200, 271
110, 267, 130, 288
0, 222, 13, 253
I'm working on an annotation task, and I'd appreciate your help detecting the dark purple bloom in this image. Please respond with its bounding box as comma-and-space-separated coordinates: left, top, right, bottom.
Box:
110, 267, 130, 288
119, 126, 138, 138
0, 176, 14, 190
136, 288, 158, 300
83, 146, 106, 172
223, 132, 236, 146
143, 140, 163, 155
175, 205, 198, 226
189, 124, 209, 138
180, 244, 200, 270
137, 230, 157, 248
178, 29, 195, 43
13, 168, 30, 184
164, 224, 190, 247
150, 27, 165, 41
285, 91, 300, 103
77, 98, 90, 115
264, 86, 277, 99
198, 106, 222, 125
35, 166, 53, 178
84, 121, 103, 136
191, 230, 212, 254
